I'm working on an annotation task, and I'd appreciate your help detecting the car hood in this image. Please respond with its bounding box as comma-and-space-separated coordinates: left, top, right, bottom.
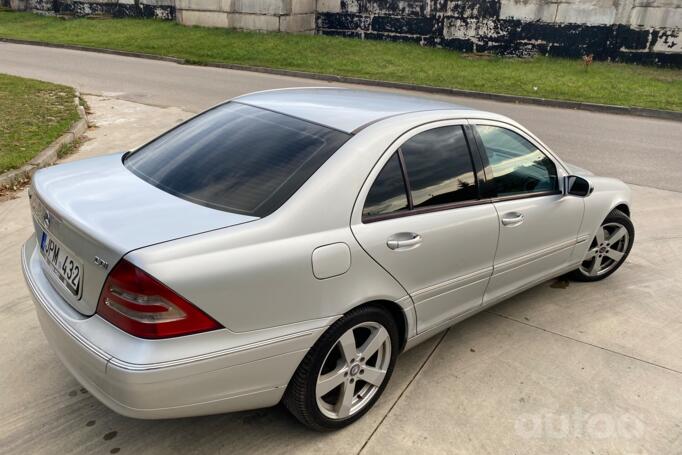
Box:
30, 152, 256, 315
564, 162, 594, 177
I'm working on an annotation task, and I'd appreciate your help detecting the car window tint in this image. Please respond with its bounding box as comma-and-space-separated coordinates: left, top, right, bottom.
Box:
400, 126, 477, 208
363, 153, 409, 218
124, 103, 350, 217
476, 125, 558, 197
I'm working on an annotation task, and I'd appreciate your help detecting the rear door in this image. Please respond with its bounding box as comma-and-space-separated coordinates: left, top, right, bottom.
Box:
470, 122, 584, 304
351, 121, 499, 333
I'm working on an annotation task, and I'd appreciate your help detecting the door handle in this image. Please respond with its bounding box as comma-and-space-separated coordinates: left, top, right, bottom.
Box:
501, 212, 525, 226
387, 233, 422, 250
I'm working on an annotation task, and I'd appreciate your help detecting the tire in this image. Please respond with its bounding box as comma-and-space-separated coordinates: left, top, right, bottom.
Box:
283, 305, 399, 431
568, 208, 634, 282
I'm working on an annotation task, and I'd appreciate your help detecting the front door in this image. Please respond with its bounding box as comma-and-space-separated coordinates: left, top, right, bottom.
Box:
351, 122, 499, 333
471, 122, 584, 304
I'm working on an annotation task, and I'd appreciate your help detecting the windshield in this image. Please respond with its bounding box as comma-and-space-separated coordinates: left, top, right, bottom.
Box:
124, 102, 350, 217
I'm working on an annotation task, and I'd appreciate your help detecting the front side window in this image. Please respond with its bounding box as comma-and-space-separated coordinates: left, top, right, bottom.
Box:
124, 103, 350, 217
400, 126, 477, 208
476, 125, 558, 197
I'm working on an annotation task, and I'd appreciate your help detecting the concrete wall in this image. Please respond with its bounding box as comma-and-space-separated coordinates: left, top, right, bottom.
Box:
175, 0, 316, 33
12, 0, 681, 64
23, 0, 315, 30
26, 0, 175, 19
317, 0, 681, 64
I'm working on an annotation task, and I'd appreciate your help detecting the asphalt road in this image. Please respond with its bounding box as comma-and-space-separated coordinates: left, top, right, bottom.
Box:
1, 41, 681, 192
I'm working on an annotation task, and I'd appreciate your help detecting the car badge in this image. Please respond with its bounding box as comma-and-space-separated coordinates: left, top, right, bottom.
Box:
94, 256, 109, 270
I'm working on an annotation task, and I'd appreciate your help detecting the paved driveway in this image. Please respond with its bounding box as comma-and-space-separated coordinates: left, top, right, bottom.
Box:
1, 96, 681, 453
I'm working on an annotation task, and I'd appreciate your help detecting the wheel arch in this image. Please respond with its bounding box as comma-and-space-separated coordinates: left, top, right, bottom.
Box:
613, 203, 630, 217
353, 299, 409, 353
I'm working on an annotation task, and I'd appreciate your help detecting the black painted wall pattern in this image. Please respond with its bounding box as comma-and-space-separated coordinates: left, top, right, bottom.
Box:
317, 0, 681, 66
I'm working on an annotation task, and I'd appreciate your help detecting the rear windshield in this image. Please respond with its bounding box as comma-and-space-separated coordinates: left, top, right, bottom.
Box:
124, 102, 351, 217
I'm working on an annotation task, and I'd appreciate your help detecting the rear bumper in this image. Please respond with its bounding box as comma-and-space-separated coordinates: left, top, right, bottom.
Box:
22, 236, 325, 419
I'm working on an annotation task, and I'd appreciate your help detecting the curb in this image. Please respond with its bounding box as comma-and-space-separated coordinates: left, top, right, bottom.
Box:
0, 37, 185, 64
1, 37, 681, 122
0, 90, 89, 189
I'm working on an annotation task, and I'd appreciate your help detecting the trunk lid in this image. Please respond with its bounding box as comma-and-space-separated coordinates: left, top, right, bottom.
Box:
30, 152, 256, 315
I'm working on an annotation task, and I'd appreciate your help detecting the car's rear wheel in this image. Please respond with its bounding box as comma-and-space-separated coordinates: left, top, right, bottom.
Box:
569, 209, 634, 282
283, 305, 398, 431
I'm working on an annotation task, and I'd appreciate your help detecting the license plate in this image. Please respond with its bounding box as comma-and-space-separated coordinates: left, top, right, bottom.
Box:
40, 230, 83, 298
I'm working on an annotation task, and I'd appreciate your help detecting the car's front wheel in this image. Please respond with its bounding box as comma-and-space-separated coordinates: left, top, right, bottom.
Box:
569, 208, 634, 282
283, 305, 398, 431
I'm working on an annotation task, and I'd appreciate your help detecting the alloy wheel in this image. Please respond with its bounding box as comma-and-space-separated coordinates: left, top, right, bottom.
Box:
315, 321, 391, 420
579, 222, 630, 277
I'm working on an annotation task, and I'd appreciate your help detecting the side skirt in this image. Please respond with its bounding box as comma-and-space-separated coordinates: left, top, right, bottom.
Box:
402, 260, 581, 352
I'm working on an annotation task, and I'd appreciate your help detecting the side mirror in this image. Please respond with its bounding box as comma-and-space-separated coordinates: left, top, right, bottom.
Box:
565, 175, 593, 197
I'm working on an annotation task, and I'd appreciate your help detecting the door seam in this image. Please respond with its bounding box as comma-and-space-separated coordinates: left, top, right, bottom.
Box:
481, 203, 502, 306
348, 227, 416, 315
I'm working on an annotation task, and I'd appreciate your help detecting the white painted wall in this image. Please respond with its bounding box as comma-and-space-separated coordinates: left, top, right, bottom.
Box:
176, 0, 316, 33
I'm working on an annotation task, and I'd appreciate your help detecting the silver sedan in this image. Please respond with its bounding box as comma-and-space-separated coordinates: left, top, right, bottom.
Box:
22, 88, 634, 430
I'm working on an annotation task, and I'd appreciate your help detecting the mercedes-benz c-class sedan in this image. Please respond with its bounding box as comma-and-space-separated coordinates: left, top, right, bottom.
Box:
22, 88, 634, 430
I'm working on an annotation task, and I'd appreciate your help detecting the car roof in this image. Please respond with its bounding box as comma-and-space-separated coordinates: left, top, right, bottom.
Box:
233, 87, 473, 134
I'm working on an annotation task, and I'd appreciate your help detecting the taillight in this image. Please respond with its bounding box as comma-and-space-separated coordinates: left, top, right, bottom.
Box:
96, 259, 222, 339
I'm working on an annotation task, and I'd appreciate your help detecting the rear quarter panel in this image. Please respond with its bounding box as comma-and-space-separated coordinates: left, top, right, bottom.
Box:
125, 220, 411, 333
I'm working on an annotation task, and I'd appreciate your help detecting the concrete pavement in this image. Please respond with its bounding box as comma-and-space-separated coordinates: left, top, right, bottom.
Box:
1, 93, 681, 454
1, 41, 682, 193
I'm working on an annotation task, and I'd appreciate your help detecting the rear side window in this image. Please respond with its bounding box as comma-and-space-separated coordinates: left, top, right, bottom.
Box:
362, 125, 478, 221
362, 154, 409, 219
124, 103, 350, 217
400, 126, 478, 208
475, 125, 558, 197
